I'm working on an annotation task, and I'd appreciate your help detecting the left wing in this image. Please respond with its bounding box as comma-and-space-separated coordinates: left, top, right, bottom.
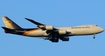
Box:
25, 18, 57, 30
25, 18, 44, 25
25, 18, 70, 42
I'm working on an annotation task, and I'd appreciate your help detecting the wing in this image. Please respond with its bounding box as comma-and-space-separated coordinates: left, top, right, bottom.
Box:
25, 18, 57, 30
25, 18, 44, 25
25, 18, 70, 42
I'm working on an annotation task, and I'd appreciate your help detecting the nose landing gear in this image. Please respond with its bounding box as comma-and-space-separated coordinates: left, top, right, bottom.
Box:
93, 34, 96, 39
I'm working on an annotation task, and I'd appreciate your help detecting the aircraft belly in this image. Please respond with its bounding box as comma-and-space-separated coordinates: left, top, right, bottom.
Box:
23, 30, 47, 37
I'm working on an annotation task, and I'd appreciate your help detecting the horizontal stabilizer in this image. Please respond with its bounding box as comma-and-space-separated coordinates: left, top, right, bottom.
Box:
2, 27, 14, 33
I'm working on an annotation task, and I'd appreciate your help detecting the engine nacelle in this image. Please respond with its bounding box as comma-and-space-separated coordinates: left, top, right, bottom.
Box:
60, 37, 69, 41
58, 30, 67, 35
45, 26, 54, 30
38, 25, 54, 30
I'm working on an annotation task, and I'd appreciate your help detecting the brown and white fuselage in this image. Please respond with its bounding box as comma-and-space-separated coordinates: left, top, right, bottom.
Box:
22, 25, 104, 37
2, 16, 104, 42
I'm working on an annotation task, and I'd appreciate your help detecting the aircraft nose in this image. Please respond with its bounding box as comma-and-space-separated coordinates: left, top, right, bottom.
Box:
99, 27, 104, 32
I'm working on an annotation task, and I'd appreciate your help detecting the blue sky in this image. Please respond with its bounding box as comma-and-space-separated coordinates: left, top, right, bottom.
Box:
0, 0, 105, 56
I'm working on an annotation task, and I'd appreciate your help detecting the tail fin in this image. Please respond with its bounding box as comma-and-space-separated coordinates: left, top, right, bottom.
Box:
2, 16, 22, 29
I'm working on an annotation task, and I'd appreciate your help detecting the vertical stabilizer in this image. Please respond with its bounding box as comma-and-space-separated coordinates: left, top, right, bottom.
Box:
2, 16, 22, 29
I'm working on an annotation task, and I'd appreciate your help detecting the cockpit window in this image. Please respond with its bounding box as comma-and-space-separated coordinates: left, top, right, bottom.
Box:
92, 25, 98, 27
95, 25, 98, 26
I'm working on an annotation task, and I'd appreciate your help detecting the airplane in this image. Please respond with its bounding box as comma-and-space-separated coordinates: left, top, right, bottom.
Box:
1, 16, 104, 43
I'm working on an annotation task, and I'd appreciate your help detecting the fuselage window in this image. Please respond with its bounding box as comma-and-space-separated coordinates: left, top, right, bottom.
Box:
71, 27, 81, 29
71, 27, 90, 29
82, 27, 90, 28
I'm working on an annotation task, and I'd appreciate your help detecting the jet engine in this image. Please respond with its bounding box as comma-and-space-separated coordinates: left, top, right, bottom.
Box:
38, 25, 54, 30
58, 30, 67, 35
60, 37, 69, 41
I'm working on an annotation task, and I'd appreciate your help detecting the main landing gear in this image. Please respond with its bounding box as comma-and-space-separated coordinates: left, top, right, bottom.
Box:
48, 33, 59, 42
